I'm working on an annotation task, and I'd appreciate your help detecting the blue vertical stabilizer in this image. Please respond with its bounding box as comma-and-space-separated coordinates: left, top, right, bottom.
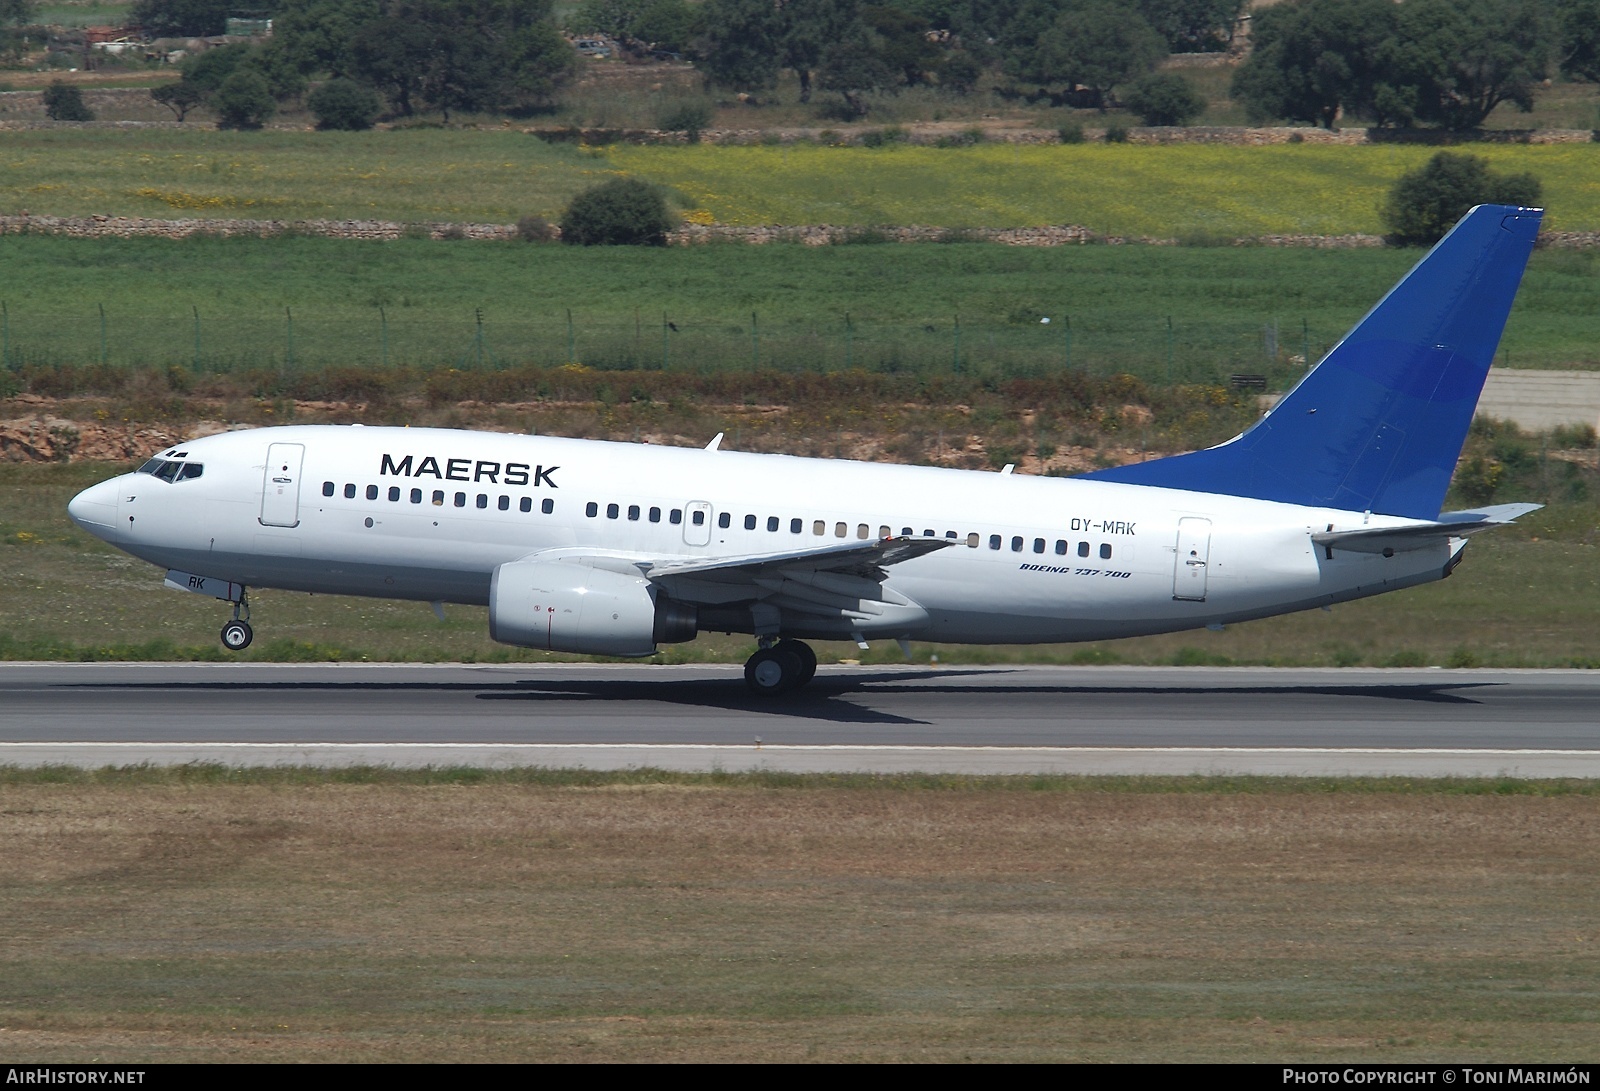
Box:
1081, 205, 1542, 519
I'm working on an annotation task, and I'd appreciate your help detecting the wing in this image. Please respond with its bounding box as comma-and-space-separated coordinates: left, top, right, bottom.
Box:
1312, 502, 1540, 556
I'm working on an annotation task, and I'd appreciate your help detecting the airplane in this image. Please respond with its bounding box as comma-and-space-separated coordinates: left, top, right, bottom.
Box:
67, 204, 1543, 695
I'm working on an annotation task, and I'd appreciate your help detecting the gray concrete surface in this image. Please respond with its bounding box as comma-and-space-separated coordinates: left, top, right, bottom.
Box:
3, 663, 1598, 776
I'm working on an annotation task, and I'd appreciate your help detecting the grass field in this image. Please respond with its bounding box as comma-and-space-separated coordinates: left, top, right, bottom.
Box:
3, 235, 1600, 384
6, 130, 1600, 236
4, 462, 1598, 667
0, 769, 1595, 1062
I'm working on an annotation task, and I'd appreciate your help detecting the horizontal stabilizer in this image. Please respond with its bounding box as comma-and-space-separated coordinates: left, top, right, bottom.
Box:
1313, 502, 1540, 555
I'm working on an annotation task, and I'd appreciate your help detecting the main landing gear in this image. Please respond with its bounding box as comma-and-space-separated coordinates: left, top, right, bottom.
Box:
220, 590, 253, 651
744, 638, 818, 696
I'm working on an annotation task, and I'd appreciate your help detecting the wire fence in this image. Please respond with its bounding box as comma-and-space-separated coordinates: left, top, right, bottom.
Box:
0, 305, 1341, 389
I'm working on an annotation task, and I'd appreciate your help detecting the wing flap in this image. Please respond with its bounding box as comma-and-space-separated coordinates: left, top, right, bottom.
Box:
644, 535, 949, 580
1312, 503, 1540, 555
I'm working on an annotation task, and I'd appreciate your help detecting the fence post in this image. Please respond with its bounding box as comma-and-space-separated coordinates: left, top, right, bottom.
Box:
98, 303, 107, 367
192, 306, 201, 372
474, 308, 485, 368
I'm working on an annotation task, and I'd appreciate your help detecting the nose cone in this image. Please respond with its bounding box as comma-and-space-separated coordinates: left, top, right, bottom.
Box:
68, 477, 121, 540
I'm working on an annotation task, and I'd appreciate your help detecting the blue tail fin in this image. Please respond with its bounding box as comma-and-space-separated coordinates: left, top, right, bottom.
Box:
1082, 204, 1542, 520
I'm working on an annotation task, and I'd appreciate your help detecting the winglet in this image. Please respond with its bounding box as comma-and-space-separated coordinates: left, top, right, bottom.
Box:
1081, 205, 1543, 519
705, 432, 724, 451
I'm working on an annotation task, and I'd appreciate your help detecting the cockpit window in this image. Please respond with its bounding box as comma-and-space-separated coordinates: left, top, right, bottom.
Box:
135, 458, 203, 482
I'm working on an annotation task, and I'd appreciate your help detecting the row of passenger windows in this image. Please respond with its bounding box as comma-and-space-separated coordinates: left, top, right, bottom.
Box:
581, 501, 1115, 559
323, 480, 555, 515
323, 478, 1115, 560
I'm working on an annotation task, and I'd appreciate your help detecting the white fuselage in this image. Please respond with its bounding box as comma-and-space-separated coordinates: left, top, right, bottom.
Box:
67, 424, 1460, 645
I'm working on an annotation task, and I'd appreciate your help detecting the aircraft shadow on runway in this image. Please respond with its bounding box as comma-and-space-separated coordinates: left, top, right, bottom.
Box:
62, 670, 1502, 727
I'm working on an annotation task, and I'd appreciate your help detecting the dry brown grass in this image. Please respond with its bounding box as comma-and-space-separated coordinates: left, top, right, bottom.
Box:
0, 780, 1596, 1062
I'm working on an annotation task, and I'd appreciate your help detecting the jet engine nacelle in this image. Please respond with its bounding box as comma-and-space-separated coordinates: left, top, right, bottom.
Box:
488, 559, 697, 657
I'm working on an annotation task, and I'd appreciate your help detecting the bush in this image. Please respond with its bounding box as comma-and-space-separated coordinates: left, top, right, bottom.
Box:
1058, 123, 1085, 144
1380, 151, 1543, 246
42, 81, 93, 122
1122, 72, 1205, 127
516, 214, 556, 242
213, 69, 275, 130
559, 178, 674, 246
657, 99, 713, 138
1103, 121, 1129, 143
308, 79, 381, 131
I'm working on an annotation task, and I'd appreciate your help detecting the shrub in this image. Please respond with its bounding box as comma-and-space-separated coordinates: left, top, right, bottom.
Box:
1122, 72, 1205, 127
42, 81, 93, 122
1058, 122, 1084, 144
308, 79, 381, 131
658, 99, 713, 139
1380, 151, 1542, 246
213, 69, 275, 130
516, 214, 556, 242
559, 177, 674, 246
1103, 121, 1129, 143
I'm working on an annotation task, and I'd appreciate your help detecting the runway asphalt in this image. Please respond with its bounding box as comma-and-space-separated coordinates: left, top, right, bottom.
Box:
2, 662, 1597, 776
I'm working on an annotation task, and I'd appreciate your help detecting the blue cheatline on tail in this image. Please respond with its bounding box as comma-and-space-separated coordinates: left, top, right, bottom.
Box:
1081, 204, 1543, 520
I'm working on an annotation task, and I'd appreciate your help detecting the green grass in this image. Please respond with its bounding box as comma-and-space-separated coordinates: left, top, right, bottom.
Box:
3, 235, 1600, 383
7, 130, 1600, 236
5, 462, 1598, 667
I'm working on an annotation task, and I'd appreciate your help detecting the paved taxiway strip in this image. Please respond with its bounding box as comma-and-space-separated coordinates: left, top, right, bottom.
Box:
3, 663, 1599, 775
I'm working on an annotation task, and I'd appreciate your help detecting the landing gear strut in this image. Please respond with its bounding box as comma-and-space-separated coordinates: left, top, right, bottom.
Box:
220, 590, 253, 651
744, 638, 817, 696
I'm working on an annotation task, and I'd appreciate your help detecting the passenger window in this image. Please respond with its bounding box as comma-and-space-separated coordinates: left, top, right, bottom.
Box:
519, 497, 531, 512
946, 531, 957, 540
344, 483, 356, 499
628, 505, 640, 521
835, 522, 847, 538
813, 520, 825, 535
923, 529, 934, 537
498, 495, 510, 511
718, 512, 731, 529
476, 494, 488, 509
1033, 538, 1045, 553
790, 518, 802, 534
967, 533, 979, 548
651, 507, 662, 523
410, 488, 422, 504
745, 514, 757, 530
586, 502, 598, 518
1100, 543, 1113, 559
542, 498, 554, 515
671, 509, 683, 525
857, 524, 869, 539
1055, 540, 1067, 555
1078, 541, 1089, 557
322, 481, 335, 497
388, 486, 400, 502
768, 516, 779, 532
607, 503, 619, 519
432, 490, 444, 506
692, 510, 705, 526
879, 526, 891, 538
989, 534, 1001, 550
1011, 536, 1023, 552
366, 485, 379, 500
454, 492, 466, 507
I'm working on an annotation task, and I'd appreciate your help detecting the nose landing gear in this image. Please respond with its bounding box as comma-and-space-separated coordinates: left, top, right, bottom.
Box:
220, 590, 253, 651
744, 638, 817, 696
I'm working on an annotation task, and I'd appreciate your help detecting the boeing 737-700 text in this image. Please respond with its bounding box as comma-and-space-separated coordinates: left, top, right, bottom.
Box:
67, 205, 1543, 694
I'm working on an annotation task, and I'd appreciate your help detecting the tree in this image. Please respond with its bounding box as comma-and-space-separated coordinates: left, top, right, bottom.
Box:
1553, 0, 1600, 82
130, 0, 237, 37
696, 0, 786, 92
213, 68, 277, 129
43, 81, 94, 121
560, 178, 674, 245
1009, 0, 1167, 108
1380, 152, 1542, 246
0, 0, 33, 63
818, 28, 897, 115
308, 77, 381, 128
1229, 0, 1405, 129
630, 0, 699, 52
269, 0, 382, 78
348, 16, 432, 116
1399, 0, 1551, 131
1135, 0, 1244, 53
151, 79, 206, 120
1122, 71, 1204, 125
